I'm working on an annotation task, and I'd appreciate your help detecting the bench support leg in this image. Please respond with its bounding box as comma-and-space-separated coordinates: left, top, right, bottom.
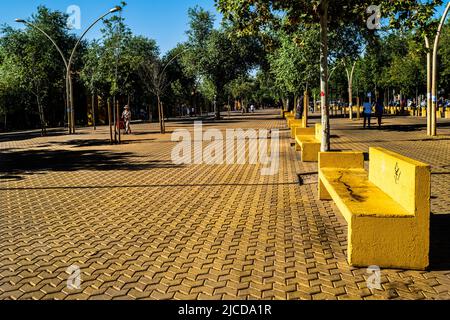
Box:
319, 179, 332, 200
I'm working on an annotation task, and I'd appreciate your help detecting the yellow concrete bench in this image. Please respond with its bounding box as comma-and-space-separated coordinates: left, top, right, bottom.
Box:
295, 123, 323, 162
285, 113, 294, 124
282, 110, 291, 119
289, 120, 304, 138
287, 117, 300, 128
318, 148, 430, 270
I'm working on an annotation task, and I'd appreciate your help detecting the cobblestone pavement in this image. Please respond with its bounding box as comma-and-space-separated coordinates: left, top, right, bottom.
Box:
0, 110, 449, 300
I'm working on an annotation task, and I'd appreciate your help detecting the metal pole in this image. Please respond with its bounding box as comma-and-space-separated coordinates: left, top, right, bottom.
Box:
431, 2, 450, 136
66, 6, 122, 134
108, 97, 113, 144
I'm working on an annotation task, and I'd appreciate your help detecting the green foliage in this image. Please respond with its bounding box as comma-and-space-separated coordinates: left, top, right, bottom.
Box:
182, 7, 263, 117
0, 6, 78, 129
268, 27, 320, 95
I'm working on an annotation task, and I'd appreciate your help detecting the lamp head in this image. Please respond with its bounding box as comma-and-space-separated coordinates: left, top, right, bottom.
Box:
110, 6, 122, 13
15, 19, 26, 23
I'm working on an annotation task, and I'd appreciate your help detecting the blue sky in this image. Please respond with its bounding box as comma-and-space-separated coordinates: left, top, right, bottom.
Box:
0, 0, 221, 54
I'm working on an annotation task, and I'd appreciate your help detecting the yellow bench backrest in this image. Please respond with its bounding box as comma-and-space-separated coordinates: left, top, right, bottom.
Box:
368, 147, 430, 217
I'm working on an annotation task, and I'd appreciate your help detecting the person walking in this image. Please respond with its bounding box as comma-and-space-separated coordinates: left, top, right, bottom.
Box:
295, 96, 304, 120
122, 105, 132, 134
363, 100, 372, 129
375, 97, 384, 129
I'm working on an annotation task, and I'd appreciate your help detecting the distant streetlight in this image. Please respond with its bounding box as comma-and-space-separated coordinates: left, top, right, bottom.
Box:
15, 18, 73, 133
15, 6, 122, 134
66, 6, 122, 133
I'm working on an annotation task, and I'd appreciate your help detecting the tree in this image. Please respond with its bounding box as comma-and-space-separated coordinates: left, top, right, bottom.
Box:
183, 6, 262, 120
268, 26, 320, 115
0, 6, 79, 134
216, 0, 441, 150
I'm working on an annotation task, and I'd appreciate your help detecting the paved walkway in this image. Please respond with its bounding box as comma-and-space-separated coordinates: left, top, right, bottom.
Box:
0, 110, 449, 300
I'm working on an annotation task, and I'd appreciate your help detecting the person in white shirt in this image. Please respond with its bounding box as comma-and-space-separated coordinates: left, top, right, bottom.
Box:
122, 105, 132, 134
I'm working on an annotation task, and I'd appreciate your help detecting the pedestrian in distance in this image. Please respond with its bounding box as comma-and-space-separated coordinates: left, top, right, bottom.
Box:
295, 97, 304, 120
375, 97, 384, 130
122, 105, 132, 135
363, 99, 372, 129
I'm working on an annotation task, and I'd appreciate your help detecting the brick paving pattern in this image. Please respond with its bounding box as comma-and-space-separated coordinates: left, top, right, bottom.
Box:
0, 110, 449, 300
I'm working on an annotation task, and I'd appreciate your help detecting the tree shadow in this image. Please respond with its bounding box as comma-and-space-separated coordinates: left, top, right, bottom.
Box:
429, 213, 450, 270
0, 148, 183, 176
0, 129, 72, 143
0, 175, 24, 183
378, 122, 450, 132
48, 139, 156, 148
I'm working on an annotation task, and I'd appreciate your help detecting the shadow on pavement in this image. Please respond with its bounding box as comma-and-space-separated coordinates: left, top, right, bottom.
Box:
0, 148, 182, 176
48, 138, 156, 148
429, 214, 450, 270
0, 129, 71, 143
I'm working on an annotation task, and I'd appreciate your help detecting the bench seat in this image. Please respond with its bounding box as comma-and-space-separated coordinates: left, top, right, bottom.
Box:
320, 168, 413, 219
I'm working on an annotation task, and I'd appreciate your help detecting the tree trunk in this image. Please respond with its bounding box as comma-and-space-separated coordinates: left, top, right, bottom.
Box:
116, 99, 121, 144
320, 1, 330, 152
303, 90, 309, 128
157, 95, 165, 134
108, 97, 113, 144
92, 93, 96, 130
346, 61, 356, 120
215, 104, 221, 120
36, 95, 47, 136
113, 96, 117, 143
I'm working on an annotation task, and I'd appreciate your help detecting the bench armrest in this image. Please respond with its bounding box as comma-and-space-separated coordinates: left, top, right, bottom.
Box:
319, 152, 364, 169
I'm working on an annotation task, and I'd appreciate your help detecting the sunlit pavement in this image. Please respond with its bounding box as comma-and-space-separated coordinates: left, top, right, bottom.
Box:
1, 109, 449, 300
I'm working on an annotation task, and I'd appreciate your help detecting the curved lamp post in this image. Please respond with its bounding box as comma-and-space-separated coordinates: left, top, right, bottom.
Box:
67, 5, 122, 133
15, 6, 121, 134
430, 2, 450, 136
15, 19, 73, 133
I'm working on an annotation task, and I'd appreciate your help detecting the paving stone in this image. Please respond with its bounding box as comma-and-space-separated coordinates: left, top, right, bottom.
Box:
0, 111, 449, 300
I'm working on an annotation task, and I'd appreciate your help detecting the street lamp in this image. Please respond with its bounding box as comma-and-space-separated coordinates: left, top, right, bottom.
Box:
15, 6, 122, 134
15, 18, 73, 133
66, 5, 122, 133
430, 2, 450, 136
